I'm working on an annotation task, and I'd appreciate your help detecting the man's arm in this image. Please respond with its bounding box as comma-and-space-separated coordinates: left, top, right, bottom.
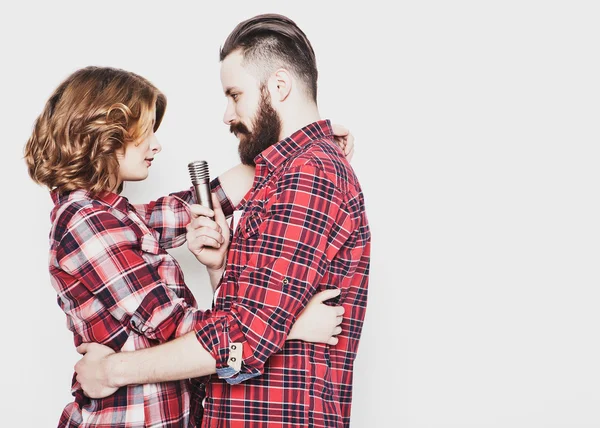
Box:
75, 289, 344, 398
74, 331, 214, 398
193, 164, 355, 384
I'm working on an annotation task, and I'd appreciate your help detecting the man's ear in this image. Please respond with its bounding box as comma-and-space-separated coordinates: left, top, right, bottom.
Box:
269, 68, 293, 102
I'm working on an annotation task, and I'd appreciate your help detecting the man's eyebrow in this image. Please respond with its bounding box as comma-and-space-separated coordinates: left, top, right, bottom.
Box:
225, 87, 239, 96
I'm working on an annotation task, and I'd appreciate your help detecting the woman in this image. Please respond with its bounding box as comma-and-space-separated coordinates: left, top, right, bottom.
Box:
24, 66, 351, 427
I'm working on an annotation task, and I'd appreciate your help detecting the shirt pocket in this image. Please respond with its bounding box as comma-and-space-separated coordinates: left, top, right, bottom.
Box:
139, 232, 161, 254
128, 211, 162, 255
138, 231, 166, 277
238, 211, 262, 240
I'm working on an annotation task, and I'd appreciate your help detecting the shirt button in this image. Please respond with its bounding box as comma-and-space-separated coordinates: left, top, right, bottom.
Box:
231, 345, 237, 351
283, 278, 289, 285
230, 357, 236, 362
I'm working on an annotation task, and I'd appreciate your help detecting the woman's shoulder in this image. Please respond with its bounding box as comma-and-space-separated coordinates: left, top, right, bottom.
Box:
50, 196, 122, 244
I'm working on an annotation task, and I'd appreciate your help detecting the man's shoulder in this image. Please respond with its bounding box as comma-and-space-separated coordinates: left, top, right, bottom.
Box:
284, 138, 359, 194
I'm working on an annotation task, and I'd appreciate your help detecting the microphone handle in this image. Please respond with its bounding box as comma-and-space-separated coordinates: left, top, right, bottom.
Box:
193, 179, 214, 211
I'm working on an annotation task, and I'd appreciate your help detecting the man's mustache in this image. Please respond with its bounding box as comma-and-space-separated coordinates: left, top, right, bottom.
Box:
230, 122, 250, 136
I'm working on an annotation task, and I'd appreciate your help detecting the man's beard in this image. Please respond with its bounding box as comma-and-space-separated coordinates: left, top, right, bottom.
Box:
230, 86, 282, 166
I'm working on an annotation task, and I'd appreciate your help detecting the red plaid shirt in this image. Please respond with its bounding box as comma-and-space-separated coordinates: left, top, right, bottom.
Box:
194, 120, 371, 427
49, 183, 232, 427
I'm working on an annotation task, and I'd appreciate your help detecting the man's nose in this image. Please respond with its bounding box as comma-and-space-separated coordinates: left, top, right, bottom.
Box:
223, 103, 236, 125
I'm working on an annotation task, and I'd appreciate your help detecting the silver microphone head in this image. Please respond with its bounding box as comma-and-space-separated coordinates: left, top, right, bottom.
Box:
188, 160, 213, 210
188, 160, 210, 184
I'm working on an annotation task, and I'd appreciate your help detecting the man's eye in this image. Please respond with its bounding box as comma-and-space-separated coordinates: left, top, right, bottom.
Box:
232, 94, 239, 101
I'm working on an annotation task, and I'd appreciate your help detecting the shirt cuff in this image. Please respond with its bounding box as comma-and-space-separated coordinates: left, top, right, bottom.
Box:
215, 366, 259, 385
194, 313, 261, 384
129, 286, 186, 342
170, 187, 195, 205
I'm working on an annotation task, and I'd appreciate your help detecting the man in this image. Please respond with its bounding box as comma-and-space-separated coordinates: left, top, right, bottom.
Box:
76, 13, 370, 427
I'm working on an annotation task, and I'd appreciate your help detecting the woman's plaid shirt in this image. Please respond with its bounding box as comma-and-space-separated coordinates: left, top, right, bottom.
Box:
50, 183, 232, 427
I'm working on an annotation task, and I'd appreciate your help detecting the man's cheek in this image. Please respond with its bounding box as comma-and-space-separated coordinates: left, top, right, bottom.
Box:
242, 119, 253, 134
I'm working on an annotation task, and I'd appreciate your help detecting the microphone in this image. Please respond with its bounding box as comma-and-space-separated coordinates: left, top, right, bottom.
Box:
188, 160, 213, 211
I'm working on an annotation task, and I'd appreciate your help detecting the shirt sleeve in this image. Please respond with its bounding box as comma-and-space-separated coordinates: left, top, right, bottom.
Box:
210, 176, 235, 219
55, 204, 209, 343
131, 188, 195, 250
131, 179, 235, 250
194, 165, 356, 384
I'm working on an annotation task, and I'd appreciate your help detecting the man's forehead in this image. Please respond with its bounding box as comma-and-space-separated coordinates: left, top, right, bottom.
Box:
221, 53, 259, 89
223, 50, 244, 66
220, 51, 245, 76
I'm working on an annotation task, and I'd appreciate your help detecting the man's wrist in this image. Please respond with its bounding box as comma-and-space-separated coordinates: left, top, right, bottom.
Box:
204, 255, 227, 272
105, 352, 128, 388
206, 264, 225, 276
207, 264, 226, 291
207, 258, 226, 277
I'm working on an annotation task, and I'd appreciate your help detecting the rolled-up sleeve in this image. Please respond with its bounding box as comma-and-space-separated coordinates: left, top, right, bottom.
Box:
131, 188, 195, 250
194, 165, 355, 383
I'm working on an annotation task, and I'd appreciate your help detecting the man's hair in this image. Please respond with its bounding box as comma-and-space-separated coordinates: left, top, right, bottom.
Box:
220, 13, 318, 102
24, 66, 166, 195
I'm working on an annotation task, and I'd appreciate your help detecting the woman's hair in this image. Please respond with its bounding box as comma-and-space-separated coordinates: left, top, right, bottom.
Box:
24, 66, 166, 195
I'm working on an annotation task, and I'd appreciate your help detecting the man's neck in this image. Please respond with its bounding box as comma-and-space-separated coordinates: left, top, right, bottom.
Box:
278, 104, 321, 141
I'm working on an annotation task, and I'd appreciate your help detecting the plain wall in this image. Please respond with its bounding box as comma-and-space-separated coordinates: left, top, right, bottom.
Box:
1, 1, 599, 427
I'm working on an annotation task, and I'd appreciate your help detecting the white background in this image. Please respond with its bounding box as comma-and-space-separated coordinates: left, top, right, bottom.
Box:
1, 1, 599, 427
